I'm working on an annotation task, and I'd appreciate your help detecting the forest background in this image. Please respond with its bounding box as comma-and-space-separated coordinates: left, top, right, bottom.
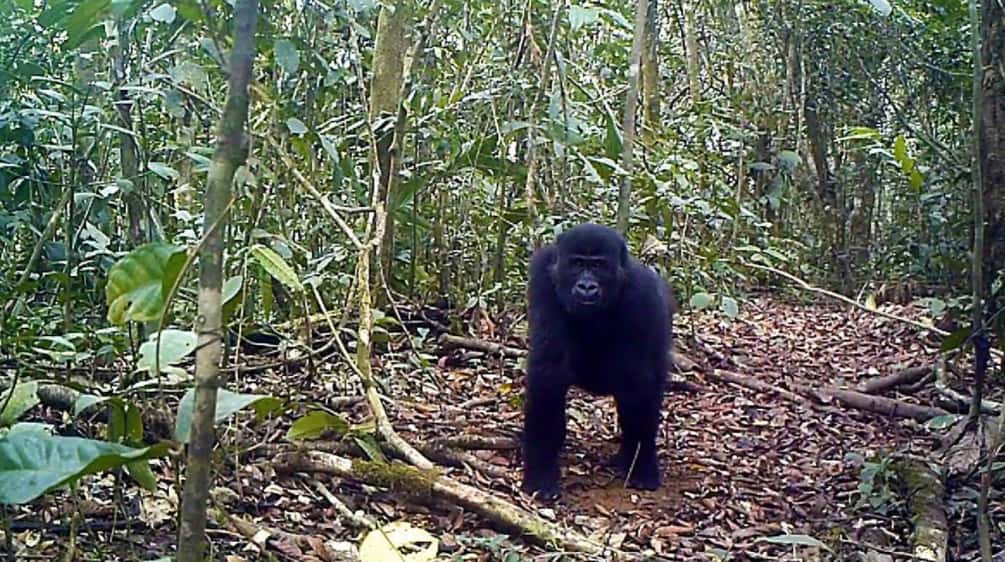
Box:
0, 0, 1004, 560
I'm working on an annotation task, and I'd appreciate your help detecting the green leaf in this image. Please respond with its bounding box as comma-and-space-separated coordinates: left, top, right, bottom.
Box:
893, 135, 907, 166
274, 39, 300, 74
105, 243, 186, 325
65, 0, 110, 49
125, 459, 157, 491
909, 168, 924, 191
777, 150, 801, 170
73, 393, 108, 416
759, 534, 831, 551
353, 435, 387, 463
286, 118, 308, 135
603, 108, 623, 161
720, 296, 739, 319
137, 329, 197, 374
0, 382, 40, 427
926, 298, 947, 316
924, 414, 961, 430
940, 327, 970, 353
689, 292, 714, 311
250, 244, 304, 293
174, 388, 282, 443
287, 411, 350, 441
568, 5, 601, 30
0, 434, 167, 504
147, 161, 179, 181
148, 3, 176, 23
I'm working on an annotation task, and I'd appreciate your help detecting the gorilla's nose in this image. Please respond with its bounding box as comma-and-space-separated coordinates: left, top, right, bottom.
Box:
573, 279, 600, 300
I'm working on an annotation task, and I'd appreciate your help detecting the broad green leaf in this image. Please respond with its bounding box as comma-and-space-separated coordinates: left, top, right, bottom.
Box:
749, 162, 774, 172
105, 243, 186, 325
6, 423, 53, 437
137, 329, 197, 374
940, 327, 970, 352
689, 292, 714, 311
926, 298, 947, 316
274, 39, 300, 74
864, 0, 892, 16
287, 410, 350, 440
0, 434, 167, 504
909, 168, 924, 191
360, 521, 439, 562
0, 382, 40, 427
175, 388, 282, 443
147, 161, 179, 181
223, 275, 244, 305
250, 244, 304, 293
760, 534, 831, 551
720, 296, 739, 319
148, 3, 176, 23
777, 150, 801, 170
569, 5, 601, 30
170, 61, 209, 93
893, 135, 908, 168
125, 459, 157, 491
286, 118, 308, 135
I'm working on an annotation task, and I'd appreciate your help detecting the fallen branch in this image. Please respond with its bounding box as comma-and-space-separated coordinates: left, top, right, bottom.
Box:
810, 387, 949, 422
933, 360, 999, 415
709, 369, 949, 421
275, 451, 618, 558
860, 366, 931, 394
893, 458, 948, 562
429, 435, 519, 450
415, 442, 510, 479
439, 334, 704, 393
437, 333, 526, 357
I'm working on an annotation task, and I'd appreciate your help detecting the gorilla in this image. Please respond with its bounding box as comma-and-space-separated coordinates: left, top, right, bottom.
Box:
521, 223, 674, 501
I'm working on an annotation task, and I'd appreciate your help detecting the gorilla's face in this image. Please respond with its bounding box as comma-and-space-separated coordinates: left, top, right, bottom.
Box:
549, 224, 628, 316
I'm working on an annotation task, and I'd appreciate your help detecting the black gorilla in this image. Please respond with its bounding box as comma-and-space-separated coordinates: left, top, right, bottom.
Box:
522, 223, 673, 501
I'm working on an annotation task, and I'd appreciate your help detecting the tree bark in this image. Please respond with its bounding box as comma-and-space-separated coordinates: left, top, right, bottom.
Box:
176, 1, 258, 559
615, 0, 647, 234
369, 0, 410, 304
639, 0, 660, 144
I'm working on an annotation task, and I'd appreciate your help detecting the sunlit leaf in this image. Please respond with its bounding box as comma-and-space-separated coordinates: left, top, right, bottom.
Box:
287, 411, 350, 440
286, 117, 308, 135
148, 3, 176, 23
274, 39, 300, 74
720, 296, 739, 319
137, 329, 197, 374
569, 5, 601, 30
105, 243, 186, 325
360, 521, 439, 562
250, 244, 304, 293
0, 383, 39, 427
689, 292, 714, 311
175, 388, 282, 443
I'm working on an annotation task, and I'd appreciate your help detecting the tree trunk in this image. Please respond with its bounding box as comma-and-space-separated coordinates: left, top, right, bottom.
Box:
112, 21, 145, 247
640, 0, 660, 144
979, 0, 1005, 321
369, 0, 410, 303
683, 5, 701, 106
176, 0, 258, 559
615, 0, 647, 235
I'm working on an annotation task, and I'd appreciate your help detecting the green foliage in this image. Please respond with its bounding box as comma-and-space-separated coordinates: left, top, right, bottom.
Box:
0, 382, 40, 426
0, 432, 168, 504
287, 410, 350, 440
174, 388, 283, 443
105, 244, 186, 326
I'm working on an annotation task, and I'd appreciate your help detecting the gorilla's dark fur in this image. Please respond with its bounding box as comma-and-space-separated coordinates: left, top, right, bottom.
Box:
522, 223, 674, 500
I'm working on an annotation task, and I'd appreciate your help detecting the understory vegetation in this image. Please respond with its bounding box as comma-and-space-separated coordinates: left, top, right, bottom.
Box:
0, 0, 1003, 560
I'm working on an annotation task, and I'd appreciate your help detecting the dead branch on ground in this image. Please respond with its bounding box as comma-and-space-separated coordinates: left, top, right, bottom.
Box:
860, 366, 931, 394
893, 458, 948, 562
275, 450, 621, 558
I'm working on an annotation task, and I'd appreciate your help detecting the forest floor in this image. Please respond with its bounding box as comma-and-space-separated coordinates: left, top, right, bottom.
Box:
22, 293, 1003, 561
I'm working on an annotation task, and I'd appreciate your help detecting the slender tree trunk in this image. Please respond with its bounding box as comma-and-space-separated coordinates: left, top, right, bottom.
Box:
176, 1, 258, 559
113, 21, 145, 246
369, 0, 410, 303
640, 0, 660, 144
683, 5, 701, 106
615, 0, 647, 234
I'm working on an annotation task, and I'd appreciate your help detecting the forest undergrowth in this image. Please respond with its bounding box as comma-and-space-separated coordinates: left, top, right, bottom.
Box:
21, 293, 999, 561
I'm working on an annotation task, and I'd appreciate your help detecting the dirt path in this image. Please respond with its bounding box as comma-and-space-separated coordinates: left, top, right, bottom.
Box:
404, 296, 945, 559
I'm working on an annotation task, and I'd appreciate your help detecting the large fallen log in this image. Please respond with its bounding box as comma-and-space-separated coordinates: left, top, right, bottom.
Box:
893, 458, 948, 562
274, 450, 628, 558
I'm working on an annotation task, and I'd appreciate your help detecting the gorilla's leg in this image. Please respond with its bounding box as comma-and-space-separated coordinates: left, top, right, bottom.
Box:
613, 389, 662, 490
521, 379, 568, 500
